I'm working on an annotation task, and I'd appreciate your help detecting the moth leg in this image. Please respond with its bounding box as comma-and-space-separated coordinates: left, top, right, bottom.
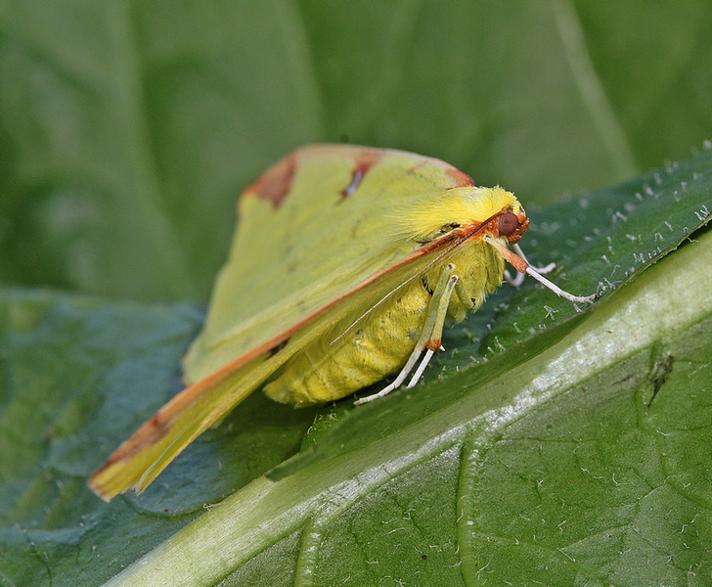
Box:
453, 276, 474, 311
352, 345, 423, 405
406, 273, 459, 389
485, 236, 597, 304
512, 243, 556, 274
504, 269, 525, 288
354, 263, 458, 405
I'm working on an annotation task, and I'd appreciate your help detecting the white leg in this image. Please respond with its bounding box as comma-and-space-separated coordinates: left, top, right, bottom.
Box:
513, 243, 556, 274
525, 267, 596, 304
353, 346, 423, 405
354, 265, 459, 405
505, 244, 555, 288
504, 269, 526, 287
406, 349, 435, 388
403, 273, 458, 389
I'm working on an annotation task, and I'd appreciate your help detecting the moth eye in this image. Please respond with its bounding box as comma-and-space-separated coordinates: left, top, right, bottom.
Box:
497, 212, 519, 236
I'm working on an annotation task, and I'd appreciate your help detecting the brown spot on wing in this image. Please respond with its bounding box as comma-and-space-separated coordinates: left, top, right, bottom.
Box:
90, 413, 169, 482
340, 148, 383, 197
405, 157, 473, 189
446, 166, 474, 187
245, 152, 297, 208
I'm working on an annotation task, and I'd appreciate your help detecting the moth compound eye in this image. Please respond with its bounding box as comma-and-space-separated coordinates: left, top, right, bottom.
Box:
497, 211, 519, 236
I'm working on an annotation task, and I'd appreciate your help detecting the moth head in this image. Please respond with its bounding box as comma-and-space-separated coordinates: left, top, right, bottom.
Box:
496, 207, 528, 243
399, 186, 527, 244
464, 186, 527, 243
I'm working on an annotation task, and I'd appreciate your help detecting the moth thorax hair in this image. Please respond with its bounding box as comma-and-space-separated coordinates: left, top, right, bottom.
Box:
398, 186, 523, 242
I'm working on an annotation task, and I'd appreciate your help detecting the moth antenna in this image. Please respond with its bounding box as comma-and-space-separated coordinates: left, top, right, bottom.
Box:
485, 236, 596, 304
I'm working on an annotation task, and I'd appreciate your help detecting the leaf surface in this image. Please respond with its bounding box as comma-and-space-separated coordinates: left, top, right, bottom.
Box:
0, 153, 710, 585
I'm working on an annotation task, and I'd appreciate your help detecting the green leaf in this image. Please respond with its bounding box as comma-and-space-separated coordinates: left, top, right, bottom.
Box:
0, 152, 710, 585
2, 1, 712, 299
108, 224, 712, 586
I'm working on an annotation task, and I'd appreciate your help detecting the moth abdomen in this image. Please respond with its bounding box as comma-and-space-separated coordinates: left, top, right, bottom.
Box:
263, 278, 430, 406
263, 239, 504, 406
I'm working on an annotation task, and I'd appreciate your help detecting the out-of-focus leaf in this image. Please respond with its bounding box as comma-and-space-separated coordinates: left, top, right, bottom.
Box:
1, 1, 711, 299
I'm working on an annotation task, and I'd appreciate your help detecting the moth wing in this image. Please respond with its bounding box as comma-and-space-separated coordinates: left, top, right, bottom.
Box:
89, 144, 474, 500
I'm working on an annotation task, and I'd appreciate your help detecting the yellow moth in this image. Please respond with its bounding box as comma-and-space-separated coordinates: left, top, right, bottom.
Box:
89, 144, 595, 500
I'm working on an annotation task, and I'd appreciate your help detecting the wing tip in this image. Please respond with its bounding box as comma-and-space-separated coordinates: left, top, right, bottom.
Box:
86, 412, 171, 501
86, 478, 112, 502
87, 453, 136, 501
88, 456, 154, 502
87, 468, 126, 502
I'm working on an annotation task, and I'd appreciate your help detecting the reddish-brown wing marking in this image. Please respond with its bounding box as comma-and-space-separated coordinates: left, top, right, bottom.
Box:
247, 144, 474, 207
340, 148, 384, 197
446, 166, 474, 187
244, 152, 297, 208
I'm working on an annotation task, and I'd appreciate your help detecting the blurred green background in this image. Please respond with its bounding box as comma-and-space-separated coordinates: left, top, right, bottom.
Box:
1, 0, 711, 301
